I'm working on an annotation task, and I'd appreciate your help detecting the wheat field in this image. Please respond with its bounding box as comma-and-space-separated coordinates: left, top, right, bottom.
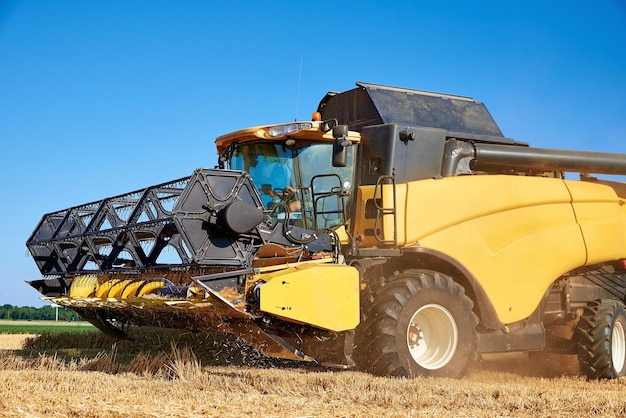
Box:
1, 331, 625, 417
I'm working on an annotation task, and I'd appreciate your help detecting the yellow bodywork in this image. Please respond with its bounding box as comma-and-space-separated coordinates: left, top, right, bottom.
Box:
567, 180, 626, 263
353, 175, 626, 325
258, 263, 360, 332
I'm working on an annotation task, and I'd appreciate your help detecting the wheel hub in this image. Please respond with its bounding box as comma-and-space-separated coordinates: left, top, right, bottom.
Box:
612, 320, 626, 373
406, 304, 458, 370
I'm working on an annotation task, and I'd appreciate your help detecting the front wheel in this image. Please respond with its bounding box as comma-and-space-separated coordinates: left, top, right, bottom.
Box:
356, 270, 478, 378
574, 299, 626, 379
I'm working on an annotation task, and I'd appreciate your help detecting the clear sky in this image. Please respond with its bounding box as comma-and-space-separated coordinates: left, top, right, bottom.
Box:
1, 1, 625, 307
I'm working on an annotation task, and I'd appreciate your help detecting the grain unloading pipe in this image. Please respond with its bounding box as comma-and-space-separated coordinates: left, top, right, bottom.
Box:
472, 143, 626, 175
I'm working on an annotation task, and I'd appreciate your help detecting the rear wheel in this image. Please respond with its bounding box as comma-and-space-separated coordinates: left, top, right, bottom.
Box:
356, 269, 478, 377
574, 299, 626, 379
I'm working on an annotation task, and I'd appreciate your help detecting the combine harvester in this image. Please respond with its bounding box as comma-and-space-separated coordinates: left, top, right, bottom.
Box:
27, 82, 626, 378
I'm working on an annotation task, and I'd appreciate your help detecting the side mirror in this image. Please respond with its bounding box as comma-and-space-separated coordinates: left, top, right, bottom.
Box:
332, 125, 350, 167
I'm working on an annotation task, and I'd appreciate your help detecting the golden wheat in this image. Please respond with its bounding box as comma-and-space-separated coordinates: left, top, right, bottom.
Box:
0, 333, 35, 350
2, 331, 626, 417
1, 361, 626, 417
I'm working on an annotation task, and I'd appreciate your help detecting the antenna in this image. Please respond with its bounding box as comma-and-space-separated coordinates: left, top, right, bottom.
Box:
295, 53, 303, 121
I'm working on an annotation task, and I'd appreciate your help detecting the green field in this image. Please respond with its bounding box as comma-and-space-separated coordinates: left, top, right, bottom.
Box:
0, 320, 95, 334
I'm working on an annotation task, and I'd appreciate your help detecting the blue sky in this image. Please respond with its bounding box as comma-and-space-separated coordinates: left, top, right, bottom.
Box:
1, 1, 625, 307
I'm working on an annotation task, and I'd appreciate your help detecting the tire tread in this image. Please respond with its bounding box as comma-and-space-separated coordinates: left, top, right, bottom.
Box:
355, 269, 477, 377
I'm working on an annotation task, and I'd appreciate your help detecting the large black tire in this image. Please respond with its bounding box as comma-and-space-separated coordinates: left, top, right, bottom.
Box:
355, 269, 478, 378
574, 299, 626, 379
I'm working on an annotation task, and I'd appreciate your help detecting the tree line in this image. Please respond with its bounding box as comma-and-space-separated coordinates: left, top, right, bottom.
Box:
0, 304, 82, 321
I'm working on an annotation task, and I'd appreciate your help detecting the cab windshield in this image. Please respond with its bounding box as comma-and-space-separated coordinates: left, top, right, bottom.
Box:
229, 141, 355, 230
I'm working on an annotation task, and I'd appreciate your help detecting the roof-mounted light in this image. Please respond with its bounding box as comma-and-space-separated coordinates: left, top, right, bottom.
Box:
268, 122, 313, 138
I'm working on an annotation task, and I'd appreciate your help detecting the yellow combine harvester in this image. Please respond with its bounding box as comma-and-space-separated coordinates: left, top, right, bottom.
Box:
26, 82, 626, 378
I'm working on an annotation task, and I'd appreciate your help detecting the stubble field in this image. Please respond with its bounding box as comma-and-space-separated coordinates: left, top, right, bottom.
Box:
0, 326, 625, 417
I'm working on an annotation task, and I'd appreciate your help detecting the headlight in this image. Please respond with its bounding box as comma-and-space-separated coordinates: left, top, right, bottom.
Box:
268, 122, 313, 138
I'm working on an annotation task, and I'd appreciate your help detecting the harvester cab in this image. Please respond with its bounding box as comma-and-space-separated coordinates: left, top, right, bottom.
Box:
215, 118, 360, 234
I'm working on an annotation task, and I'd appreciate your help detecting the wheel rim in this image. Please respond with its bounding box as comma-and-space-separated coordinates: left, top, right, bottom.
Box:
406, 304, 458, 370
612, 320, 626, 373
